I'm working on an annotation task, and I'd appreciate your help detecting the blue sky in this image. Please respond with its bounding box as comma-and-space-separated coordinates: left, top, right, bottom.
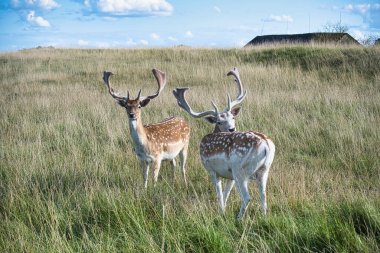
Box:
0, 0, 379, 51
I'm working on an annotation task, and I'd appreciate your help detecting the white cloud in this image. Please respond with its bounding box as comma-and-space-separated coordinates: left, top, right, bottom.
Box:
344, 4, 371, 15
126, 38, 137, 46
27, 11, 50, 27
84, 0, 91, 8
342, 4, 380, 28
185, 30, 193, 38
350, 29, 366, 41
10, 0, 58, 28
151, 33, 160, 40
13, 0, 59, 10
343, 3, 380, 16
263, 14, 293, 23
37, 0, 59, 10
78, 39, 90, 46
140, 39, 149, 45
96, 42, 111, 48
213, 6, 221, 13
96, 0, 173, 16
168, 36, 177, 41
344, 4, 354, 12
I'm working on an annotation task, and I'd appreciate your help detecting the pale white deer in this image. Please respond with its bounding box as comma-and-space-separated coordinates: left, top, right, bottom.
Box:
173, 67, 275, 219
103, 69, 190, 188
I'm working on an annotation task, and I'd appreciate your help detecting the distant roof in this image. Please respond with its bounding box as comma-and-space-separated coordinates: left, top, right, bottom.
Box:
245, 33, 360, 47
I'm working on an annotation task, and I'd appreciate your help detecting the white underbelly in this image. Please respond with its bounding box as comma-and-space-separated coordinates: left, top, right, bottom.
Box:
202, 154, 233, 179
161, 151, 180, 161
160, 141, 184, 161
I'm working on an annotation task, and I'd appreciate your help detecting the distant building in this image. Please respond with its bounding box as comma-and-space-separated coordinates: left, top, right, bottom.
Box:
244, 32, 360, 47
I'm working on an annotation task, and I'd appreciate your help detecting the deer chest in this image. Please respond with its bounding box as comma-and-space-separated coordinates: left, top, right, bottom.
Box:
133, 144, 154, 162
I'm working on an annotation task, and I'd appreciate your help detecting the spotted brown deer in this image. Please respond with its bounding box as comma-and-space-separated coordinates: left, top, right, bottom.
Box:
173, 67, 275, 219
103, 69, 190, 188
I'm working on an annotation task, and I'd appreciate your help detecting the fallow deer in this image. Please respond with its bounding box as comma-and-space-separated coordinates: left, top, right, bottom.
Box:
173, 67, 275, 219
103, 69, 190, 188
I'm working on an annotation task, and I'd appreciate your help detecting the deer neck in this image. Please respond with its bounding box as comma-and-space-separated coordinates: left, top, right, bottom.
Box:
213, 125, 222, 133
128, 114, 148, 148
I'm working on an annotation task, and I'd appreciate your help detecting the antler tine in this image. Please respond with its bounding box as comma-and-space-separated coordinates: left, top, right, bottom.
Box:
103, 71, 126, 100
173, 88, 217, 118
227, 94, 232, 110
211, 101, 219, 114
145, 68, 166, 100
226, 67, 247, 110
137, 89, 142, 100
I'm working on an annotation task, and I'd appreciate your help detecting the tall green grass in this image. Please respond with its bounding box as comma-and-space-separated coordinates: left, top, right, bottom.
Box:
1, 45, 379, 252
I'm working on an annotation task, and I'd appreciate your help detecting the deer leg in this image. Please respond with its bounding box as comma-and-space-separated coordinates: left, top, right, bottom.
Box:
152, 159, 162, 187
170, 159, 177, 184
257, 169, 269, 215
179, 143, 189, 187
210, 172, 225, 213
235, 177, 250, 220
141, 161, 150, 189
223, 179, 235, 208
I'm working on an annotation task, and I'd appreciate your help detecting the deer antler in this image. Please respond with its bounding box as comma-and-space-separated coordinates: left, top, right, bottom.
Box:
103, 71, 128, 101
142, 69, 166, 100
173, 88, 218, 118
226, 67, 247, 110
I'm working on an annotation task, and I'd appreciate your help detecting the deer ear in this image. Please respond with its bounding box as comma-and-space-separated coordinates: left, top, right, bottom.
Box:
204, 116, 217, 124
117, 98, 127, 107
140, 98, 151, 107
231, 106, 241, 116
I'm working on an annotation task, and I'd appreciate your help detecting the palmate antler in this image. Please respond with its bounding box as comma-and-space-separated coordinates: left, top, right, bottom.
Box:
173, 88, 218, 118
145, 69, 166, 100
173, 67, 247, 119
102, 69, 166, 102
103, 71, 127, 101
226, 67, 247, 110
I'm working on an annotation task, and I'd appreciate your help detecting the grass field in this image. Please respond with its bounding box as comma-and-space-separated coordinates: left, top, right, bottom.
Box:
1, 45, 379, 252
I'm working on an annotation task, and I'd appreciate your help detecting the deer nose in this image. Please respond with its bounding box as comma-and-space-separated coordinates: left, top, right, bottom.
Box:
229, 128, 236, 132
128, 112, 136, 119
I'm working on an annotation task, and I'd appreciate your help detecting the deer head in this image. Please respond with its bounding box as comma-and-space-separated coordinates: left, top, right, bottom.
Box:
173, 67, 247, 132
103, 69, 166, 120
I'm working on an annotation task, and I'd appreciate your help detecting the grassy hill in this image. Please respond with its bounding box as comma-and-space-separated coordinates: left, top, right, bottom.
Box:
1, 45, 379, 252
